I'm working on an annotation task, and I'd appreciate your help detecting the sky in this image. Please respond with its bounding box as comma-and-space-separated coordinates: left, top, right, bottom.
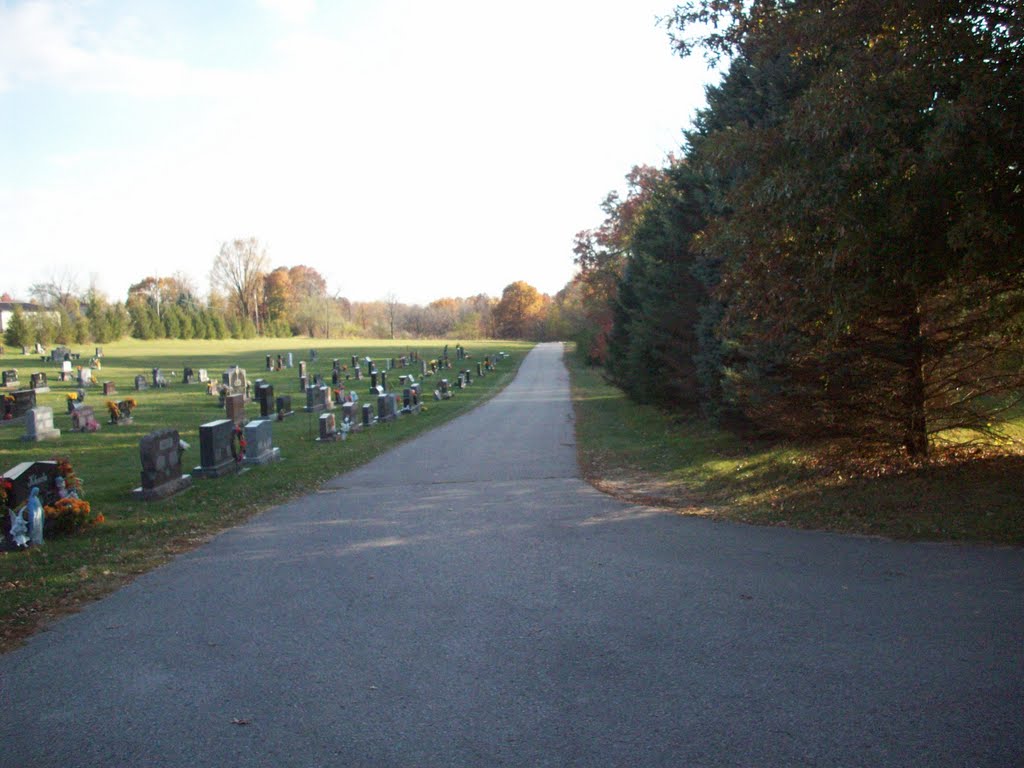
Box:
0, 0, 717, 306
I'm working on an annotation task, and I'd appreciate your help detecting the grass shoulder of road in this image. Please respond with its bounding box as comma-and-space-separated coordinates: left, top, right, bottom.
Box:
0, 338, 534, 652
567, 347, 1024, 546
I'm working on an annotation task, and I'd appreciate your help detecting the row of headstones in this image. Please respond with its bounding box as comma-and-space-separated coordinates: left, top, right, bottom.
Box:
134, 416, 283, 500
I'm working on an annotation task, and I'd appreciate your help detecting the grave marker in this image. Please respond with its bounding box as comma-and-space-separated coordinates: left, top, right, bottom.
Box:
193, 419, 239, 478
243, 420, 281, 464
133, 429, 193, 500
22, 407, 61, 441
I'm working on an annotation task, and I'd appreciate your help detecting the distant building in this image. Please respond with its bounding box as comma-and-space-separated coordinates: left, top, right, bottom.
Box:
0, 302, 54, 334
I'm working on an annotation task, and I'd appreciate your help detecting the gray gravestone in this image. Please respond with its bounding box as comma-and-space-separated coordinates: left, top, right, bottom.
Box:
243, 420, 281, 464
317, 412, 336, 442
22, 407, 61, 441
133, 428, 192, 500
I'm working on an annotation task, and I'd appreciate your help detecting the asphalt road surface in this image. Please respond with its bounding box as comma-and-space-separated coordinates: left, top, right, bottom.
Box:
2, 343, 1022, 767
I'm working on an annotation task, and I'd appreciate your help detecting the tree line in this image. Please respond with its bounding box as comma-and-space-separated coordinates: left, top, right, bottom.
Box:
3, 242, 570, 346
566, 0, 1023, 457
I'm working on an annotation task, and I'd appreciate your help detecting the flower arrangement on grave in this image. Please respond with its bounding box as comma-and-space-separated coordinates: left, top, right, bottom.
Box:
56, 457, 83, 496
231, 424, 247, 463
106, 398, 137, 423
43, 457, 100, 535
44, 497, 102, 535
0, 477, 12, 511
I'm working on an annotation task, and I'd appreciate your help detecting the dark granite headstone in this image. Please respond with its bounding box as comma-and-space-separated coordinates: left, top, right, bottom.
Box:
194, 419, 238, 478
2, 460, 60, 509
257, 383, 275, 418
6, 389, 36, 419
275, 394, 293, 419
183, 367, 195, 384
29, 372, 48, 390
133, 428, 192, 500
102, 381, 116, 396
134, 374, 147, 391
362, 403, 373, 427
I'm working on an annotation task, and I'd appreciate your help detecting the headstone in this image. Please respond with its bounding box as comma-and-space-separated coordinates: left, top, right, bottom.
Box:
4, 369, 21, 388
304, 385, 321, 413
342, 402, 358, 429
243, 420, 281, 464
78, 367, 92, 386
286, 352, 294, 368
456, 374, 465, 389
402, 388, 421, 414
318, 385, 333, 411
2, 461, 60, 510
183, 367, 195, 384
29, 372, 48, 392
380, 371, 388, 391
222, 366, 247, 398
317, 412, 337, 442
198, 369, 209, 383
50, 346, 70, 363
332, 370, 340, 386
275, 394, 294, 419
102, 381, 116, 396
299, 374, 308, 392
362, 403, 374, 428
4, 389, 37, 420
225, 393, 246, 425
134, 374, 148, 391
151, 368, 166, 388
354, 367, 363, 381
370, 371, 378, 391
266, 354, 273, 371
477, 362, 483, 378
310, 349, 318, 362
439, 379, 452, 399
257, 383, 275, 418
299, 361, 307, 379
70, 404, 100, 432
133, 429, 192, 500
22, 406, 61, 442
193, 419, 239, 478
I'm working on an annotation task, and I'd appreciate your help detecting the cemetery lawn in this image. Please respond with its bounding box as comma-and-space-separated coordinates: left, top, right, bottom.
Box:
567, 347, 1024, 546
0, 338, 532, 652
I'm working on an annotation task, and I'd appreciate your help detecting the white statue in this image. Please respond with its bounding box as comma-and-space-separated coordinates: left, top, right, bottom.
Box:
24, 487, 44, 546
54, 475, 78, 500
8, 507, 29, 548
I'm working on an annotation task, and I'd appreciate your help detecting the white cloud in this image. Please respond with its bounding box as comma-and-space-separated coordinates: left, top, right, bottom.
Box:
258, 0, 316, 26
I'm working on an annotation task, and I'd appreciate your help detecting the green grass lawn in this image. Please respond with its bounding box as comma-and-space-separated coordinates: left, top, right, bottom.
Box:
0, 337, 533, 650
567, 346, 1024, 545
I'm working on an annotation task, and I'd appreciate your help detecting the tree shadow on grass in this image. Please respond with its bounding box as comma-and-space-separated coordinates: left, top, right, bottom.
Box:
732, 453, 1024, 544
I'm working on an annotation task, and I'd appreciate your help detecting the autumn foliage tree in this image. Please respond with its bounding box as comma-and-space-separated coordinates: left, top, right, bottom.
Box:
665, 0, 1024, 455
493, 281, 548, 339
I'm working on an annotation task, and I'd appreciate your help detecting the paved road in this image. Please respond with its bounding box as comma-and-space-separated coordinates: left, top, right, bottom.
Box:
2, 343, 1022, 767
